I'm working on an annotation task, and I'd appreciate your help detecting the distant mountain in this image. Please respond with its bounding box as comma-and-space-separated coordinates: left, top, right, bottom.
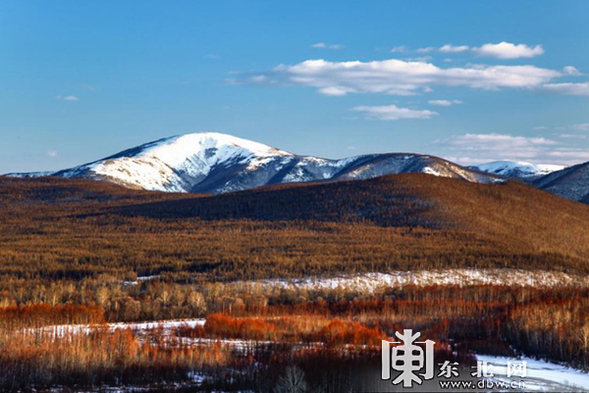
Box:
7, 171, 54, 178
5, 132, 500, 193
534, 162, 589, 203
470, 161, 564, 179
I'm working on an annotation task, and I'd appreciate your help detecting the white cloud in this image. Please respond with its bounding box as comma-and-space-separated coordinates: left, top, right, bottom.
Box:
353, 104, 438, 121
205, 54, 221, 60
571, 123, 589, 131
317, 86, 347, 96
439, 44, 470, 53
387, 41, 549, 60
428, 99, 463, 106
437, 133, 589, 165
559, 134, 587, 139
237, 58, 563, 96
405, 56, 432, 62
47, 150, 58, 158
541, 82, 589, 96
440, 133, 557, 160
563, 66, 582, 76
473, 42, 544, 59
55, 95, 79, 101
545, 149, 589, 161
437, 42, 545, 59
311, 42, 344, 50
445, 133, 556, 149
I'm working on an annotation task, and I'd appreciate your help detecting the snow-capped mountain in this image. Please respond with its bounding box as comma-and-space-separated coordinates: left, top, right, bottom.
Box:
5, 132, 500, 193
534, 162, 589, 203
6, 171, 54, 178
470, 161, 564, 179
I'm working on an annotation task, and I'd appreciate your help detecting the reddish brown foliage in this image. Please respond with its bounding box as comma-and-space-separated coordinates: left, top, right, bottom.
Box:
0, 304, 105, 330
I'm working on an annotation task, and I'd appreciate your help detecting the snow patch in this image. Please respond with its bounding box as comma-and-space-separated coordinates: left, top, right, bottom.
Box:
477, 354, 589, 391
245, 269, 589, 293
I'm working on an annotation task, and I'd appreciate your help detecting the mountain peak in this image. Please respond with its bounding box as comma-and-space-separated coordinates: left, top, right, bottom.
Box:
115, 132, 293, 162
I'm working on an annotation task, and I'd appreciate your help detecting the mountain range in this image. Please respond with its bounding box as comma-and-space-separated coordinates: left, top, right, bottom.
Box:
4, 132, 587, 203
469, 161, 564, 179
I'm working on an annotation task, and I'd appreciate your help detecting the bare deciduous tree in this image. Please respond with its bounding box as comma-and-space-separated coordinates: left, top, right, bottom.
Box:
275, 366, 308, 393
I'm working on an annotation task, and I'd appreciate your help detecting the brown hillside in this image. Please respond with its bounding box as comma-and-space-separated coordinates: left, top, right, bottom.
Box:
0, 174, 588, 281
117, 174, 589, 263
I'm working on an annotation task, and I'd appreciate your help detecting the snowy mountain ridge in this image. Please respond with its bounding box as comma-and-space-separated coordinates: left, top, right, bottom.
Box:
1, 132, 511, 193
470, 160, 564, 178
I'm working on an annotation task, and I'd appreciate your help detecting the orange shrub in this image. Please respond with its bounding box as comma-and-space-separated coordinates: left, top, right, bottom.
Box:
314, 319, 386, 347
205, 313, 278, 341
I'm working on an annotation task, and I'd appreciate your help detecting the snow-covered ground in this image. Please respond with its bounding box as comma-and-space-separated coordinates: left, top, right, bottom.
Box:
32, 318, 206, 338
123, 275, 160, 285
108, 319, 205, 332
243, 269, 589, 293
477, 354, 589, 391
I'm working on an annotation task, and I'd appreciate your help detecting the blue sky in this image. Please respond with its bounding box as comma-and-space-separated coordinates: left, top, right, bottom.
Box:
1, 0, 589, 173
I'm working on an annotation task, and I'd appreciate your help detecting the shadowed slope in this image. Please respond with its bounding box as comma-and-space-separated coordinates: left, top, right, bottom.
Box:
534, 161, 589, 203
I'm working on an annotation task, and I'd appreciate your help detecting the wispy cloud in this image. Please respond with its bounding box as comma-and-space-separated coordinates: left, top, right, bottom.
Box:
47, 150, 58, 158
353, 104, 438, 121
541, 82, 589, 97
205, 54, 221, 60
563, 66, 582, 76
311, 42, 344, 50
416, 47, 435, 53
233, 58, 563, 96
571, 123, 589, 131
428, 99, 463, 106
558, 133, 587, 139
439, 133, 556, 162
385, 41, 548, 60
438, 133, 588, 165
404, 56, 432, 62
439, 44, 470, 53
545, 149, 589, 162
55, 95, 80, 101
317, 86, 348, 96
